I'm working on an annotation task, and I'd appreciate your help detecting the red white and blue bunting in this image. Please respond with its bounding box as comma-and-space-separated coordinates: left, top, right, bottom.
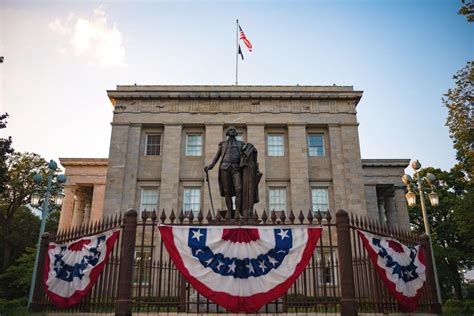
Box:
358, 230, 426, 312
44, 229, 120, 308
159, 225, 322, 312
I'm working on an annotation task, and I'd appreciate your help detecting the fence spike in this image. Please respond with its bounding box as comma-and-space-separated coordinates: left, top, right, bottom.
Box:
316, 209, 323, 224
279, 210, 286, 224
350, 212, 354, 225
225, 208, 232, 220
141, 208, 148, 222
216, 208, 222, 221
188, 210, 195, 223
160, 209, 166, 223
261, 209, 268, 224
307, 209, 314, 224
252, 209, 259, 223
355, 214, 360, 227
178, 209, 185, 223
169, 209, 176, 224
198, 209, 204, 223
151, 209, 158, 222
206, 209, 213, 223
298, 210, 304, 224
325, 210, 332, 222
270, 210, 277, 224
288, 209, 295, 224
362, 216, 368, 229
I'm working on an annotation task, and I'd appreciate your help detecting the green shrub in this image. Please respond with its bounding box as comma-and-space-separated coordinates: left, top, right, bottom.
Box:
443, 299, 470, 316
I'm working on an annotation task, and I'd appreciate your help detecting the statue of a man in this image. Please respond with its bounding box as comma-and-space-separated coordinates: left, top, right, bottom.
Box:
204, 126, 244, 217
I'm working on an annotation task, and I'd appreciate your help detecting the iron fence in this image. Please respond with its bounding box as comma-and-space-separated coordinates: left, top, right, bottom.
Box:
30, 208, 441, 315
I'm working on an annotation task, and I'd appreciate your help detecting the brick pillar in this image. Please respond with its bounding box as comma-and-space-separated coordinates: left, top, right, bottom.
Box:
288, 123, 310, 211
203, 123, 223, 212
160, 123, 182, 213
246, 123, 266, 213
58, 185, 75, 231
115, 209, 138, 316
90, 184, 106, 223
394, 186, 410, 229
336, 209, 357, 316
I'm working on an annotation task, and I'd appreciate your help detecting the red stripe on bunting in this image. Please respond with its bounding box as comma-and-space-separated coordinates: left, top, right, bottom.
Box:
159, 226, 322, 313
358, 230, 426, 312
43, 230, 120, 308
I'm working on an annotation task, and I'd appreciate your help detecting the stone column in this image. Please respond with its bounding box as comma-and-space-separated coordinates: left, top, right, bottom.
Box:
71, 190, 85, 227
377, 196, 386, 224
328, 125, 348, 211
121, 124, 141, 211
90, 184, 106, 223
364, 185, 379, 221
104, 124, 130, 217
58, 185, 76, 231
83, 201, 92, 225
288, 123, 310, 211
203, 123, 223, 212
160, 123, 182, 213
394, 186, 410, 229
246, 123, 266, 213
384, 193, 397, 228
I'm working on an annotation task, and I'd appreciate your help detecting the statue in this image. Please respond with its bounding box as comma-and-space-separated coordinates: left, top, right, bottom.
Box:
204, 126, 262, 219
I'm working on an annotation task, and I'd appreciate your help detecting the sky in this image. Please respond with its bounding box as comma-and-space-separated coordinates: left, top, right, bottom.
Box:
0, 0, 473, 173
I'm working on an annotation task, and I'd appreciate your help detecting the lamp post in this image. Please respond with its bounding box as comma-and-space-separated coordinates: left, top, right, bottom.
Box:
27, 160, 66, 307
402, 159, 442, 304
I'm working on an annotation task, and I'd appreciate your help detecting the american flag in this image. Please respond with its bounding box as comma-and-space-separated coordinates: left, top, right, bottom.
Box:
239, 25, 252, 52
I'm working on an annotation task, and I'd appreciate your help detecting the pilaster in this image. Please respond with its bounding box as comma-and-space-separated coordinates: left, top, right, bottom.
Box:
364, 184, 379, 221
288, 124, 310, 211
91, 184, 106, 223
71, 190, 85, 227
160, 124, 182, 212
104, 124, 130, 216
384, 194, 397, 228
328, 125, 348, 211
58, 185, 75, 231
246, 123, 266, 213
121, 124, 141, 210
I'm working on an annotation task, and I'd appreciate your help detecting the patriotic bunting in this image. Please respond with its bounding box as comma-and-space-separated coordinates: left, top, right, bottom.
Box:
358, 230, 426, 312
159, 225, 322, 312
44, 229, 120, 308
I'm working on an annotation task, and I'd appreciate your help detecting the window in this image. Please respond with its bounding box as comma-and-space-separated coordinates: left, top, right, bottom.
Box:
133, 250, 152, 286
267, 134, 284, 156
145, 134, 161, 156
269, 188, 286, 212
308, 134, 325, 156
184, 187, 201, 215
186, 134, 202, 156
140, 187, 158, 213
312, 187, 329, 214
316, 250, 338, 286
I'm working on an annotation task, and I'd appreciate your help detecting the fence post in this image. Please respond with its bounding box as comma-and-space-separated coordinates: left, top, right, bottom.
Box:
336, 209, 357, 316
420, 234, 442, 314
115, 209, 138, 316
30, 232, 52, 312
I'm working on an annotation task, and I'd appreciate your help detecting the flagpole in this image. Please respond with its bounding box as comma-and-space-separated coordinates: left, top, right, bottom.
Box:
235, 19, 239, 85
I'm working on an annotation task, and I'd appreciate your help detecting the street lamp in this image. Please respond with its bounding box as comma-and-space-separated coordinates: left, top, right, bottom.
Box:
402, 159, 442, 304
27, 160, 67, 307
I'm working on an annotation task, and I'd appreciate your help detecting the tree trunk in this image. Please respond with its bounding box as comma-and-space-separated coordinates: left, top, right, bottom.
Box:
447, 260, 463, 300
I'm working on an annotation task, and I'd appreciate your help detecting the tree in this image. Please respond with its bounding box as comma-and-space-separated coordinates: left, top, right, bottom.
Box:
0, 113, 13, 194
459, 0, 474, 22
408, 167, 473, 300
0, 247, 35, 300
0, 152, 51, 270
443, 61, 474, 180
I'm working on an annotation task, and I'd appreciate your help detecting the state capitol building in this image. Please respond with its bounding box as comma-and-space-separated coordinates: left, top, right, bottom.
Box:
57, 85, 410, 231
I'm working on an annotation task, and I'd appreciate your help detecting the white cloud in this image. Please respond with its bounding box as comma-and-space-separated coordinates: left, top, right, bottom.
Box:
49, 6, 126, 68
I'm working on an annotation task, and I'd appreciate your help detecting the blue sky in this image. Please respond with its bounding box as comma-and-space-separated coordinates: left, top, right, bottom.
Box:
1, 0, 472, 172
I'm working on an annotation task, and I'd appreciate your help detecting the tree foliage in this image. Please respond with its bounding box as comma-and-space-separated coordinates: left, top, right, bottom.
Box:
0, 152, 51, 270
459, 0, 474, 22
408, 167, 473, 300
0, 113, 14, 194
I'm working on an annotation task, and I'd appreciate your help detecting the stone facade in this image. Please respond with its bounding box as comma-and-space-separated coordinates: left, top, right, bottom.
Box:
58, 85, 411, 230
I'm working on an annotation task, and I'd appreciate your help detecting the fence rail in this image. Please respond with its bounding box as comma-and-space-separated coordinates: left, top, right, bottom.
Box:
31, 209, 442, 315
